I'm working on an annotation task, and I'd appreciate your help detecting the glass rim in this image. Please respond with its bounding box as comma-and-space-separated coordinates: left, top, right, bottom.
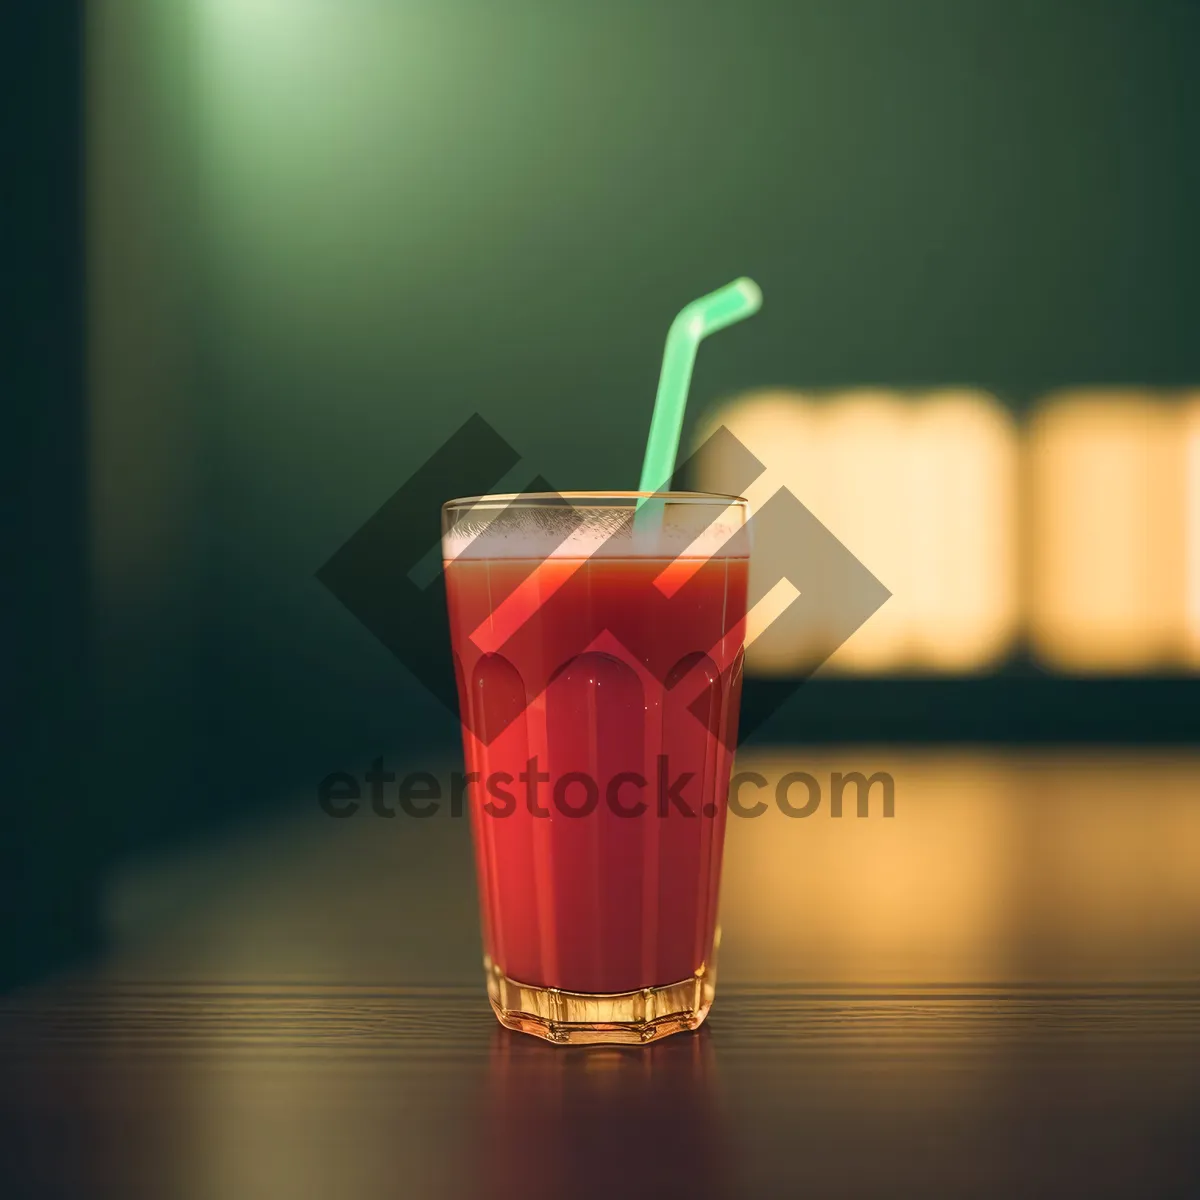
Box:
443, 490, 748, 512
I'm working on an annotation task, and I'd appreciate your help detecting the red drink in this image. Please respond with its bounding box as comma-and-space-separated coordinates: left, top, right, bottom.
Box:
443, 493, 748, 1044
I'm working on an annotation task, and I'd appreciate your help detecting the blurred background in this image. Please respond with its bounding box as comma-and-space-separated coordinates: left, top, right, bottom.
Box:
6, 0, 1200, 991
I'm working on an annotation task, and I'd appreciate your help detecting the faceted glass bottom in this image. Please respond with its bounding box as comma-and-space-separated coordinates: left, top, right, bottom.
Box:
484, 941, 718, 1046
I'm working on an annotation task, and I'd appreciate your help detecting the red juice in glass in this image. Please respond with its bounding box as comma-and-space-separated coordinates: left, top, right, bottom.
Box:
442, 493, 748, 1044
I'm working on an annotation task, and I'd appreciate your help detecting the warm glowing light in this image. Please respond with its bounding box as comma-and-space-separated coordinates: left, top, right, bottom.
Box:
1028, 392, 1186, 672
694, 392, 822, 676
694, 389, 819, 516
697, 388, 1017, 675
905, 392, 1019, 671
813, 392, 911, 672
1184, 395, 1200, 668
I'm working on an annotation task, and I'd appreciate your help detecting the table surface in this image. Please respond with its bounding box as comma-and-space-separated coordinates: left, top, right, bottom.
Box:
3, 750, 1200, 1198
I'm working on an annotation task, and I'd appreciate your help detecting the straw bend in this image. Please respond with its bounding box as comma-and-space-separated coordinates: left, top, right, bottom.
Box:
637, 278, 763, 499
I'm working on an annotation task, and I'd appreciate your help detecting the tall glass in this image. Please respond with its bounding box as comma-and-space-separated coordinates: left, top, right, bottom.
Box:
442, 493, 748, 1044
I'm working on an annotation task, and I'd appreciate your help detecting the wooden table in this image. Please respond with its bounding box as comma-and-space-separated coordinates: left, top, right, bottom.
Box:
3, 751, 1199, 1197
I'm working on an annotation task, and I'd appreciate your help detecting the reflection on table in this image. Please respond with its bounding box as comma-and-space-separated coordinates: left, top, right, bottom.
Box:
101, 749, 1200, 987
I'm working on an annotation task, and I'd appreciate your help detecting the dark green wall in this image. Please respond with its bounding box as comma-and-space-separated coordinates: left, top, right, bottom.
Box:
91, 1, 1200, 852
4, 3, 95, 986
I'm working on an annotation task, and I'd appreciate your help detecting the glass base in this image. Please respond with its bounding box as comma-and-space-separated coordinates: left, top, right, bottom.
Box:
484, 945, 718, 1046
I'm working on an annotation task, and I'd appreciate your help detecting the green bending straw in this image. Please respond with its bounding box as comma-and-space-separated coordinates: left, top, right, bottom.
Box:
636, 277, 763, 502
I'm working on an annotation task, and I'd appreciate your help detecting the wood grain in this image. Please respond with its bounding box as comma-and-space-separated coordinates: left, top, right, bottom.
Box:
1, 983, 1197, 1198
3, 983, 1200, 1057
